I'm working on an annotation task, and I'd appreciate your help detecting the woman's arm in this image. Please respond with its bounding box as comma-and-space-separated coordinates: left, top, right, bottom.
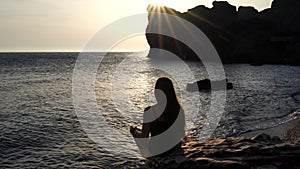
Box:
130, 107, 151, 138
130, 122, 152, 158
131, 122, 150, 138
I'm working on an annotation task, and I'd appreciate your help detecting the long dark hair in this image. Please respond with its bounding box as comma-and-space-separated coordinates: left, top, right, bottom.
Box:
154, 77, 184, 128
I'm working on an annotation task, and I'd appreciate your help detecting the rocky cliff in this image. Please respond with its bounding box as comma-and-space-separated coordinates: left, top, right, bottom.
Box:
146, 0, 300, 65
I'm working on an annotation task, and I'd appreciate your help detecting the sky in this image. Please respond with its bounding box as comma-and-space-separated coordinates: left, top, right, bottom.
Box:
0, 0, 273, 52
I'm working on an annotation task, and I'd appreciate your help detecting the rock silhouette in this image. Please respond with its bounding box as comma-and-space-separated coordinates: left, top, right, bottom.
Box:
186, 79, 233, 91
146, 0, 300, 65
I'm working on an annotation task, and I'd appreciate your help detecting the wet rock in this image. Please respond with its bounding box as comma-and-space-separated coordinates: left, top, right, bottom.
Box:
252, 133, 271, 142
186, 79, 233, 91
284, 119, 300, 143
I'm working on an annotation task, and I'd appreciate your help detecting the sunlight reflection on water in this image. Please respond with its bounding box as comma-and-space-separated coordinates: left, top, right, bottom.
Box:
1, 52, 300, 168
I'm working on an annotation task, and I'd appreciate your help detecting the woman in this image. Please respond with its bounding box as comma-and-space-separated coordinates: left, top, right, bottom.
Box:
130, 77, 185, 157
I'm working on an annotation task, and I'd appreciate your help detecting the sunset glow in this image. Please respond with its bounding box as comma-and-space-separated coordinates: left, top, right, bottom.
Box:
145, 0, 181, 10
0, 0, 273, 52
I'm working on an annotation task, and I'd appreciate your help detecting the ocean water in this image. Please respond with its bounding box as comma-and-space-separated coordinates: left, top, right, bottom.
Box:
1, 52, 300, 168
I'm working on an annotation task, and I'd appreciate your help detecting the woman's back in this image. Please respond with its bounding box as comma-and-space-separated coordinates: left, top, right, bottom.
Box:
130, 77, 185, 157
146, 104, 185, 156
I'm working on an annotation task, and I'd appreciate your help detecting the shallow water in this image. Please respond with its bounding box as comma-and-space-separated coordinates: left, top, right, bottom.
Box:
1, 52, 300, 168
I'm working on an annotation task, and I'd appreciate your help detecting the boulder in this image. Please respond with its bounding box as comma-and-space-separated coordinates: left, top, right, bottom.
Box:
186, 79, 233, 91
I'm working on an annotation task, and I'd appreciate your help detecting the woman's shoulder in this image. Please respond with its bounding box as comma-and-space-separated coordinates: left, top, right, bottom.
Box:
144, 104, 158, 112
144, 106, 152, 111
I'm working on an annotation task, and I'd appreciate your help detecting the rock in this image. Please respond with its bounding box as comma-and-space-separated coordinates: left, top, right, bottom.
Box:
186, 79, 233, 91
252, 133, 272, 142
238, 6, 259, 20
284, 119, 300, 143
146, 1, 300, 65
146, 134, 300, 169
271, 136, 283, 144
285, 43, 300, 66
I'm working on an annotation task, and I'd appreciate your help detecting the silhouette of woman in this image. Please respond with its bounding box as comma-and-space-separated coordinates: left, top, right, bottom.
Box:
130, 77, 185, 157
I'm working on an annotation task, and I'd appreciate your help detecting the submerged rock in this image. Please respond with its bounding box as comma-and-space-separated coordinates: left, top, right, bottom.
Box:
146, 134, 300, 169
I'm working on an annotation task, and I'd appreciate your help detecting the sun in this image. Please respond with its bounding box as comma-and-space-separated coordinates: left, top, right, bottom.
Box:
145, 0, 179, 9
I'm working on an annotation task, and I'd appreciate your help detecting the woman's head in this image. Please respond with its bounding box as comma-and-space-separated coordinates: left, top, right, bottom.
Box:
154, 77, 179, 106
154, 77, 185, 133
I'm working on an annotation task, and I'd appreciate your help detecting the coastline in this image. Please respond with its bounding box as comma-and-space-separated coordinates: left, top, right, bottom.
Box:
241, 118, 300, 142
147, 117, 300, 168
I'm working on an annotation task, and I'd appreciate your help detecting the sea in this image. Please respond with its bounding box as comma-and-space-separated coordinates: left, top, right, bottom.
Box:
1, 52, 300, 168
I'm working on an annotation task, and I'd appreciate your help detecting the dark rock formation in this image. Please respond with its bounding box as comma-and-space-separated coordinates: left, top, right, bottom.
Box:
146, 134, 300, 169
146, 0, 300, 65
238, 6, 259, 20
186, 79, 233, 91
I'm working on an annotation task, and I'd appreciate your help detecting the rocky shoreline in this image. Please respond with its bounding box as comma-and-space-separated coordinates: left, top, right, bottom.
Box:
147, 135, 300, 169
146, 120, 300, 169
